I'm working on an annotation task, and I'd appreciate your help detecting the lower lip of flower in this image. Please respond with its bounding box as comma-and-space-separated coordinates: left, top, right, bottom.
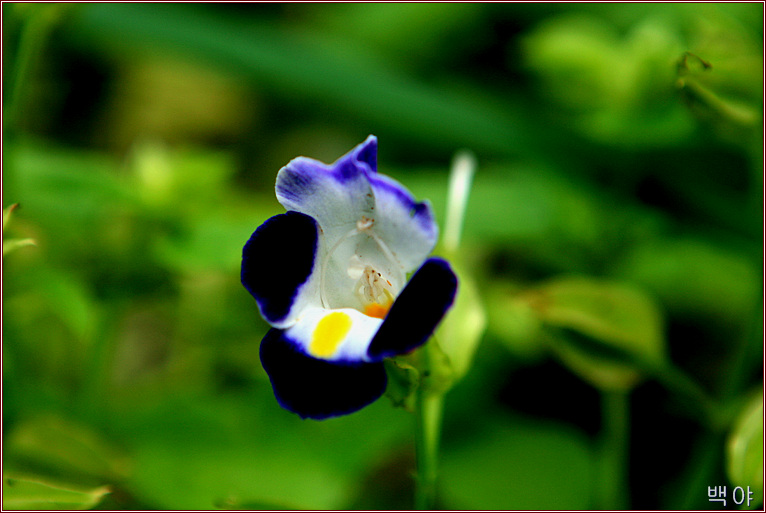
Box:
309, 311, 353, 358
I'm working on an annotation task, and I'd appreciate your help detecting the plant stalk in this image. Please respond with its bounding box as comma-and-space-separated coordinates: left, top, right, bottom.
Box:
415, 388, 444, 510
598, 389, 630, 510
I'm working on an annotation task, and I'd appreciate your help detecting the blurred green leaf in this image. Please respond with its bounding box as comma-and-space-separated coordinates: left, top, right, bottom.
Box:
306, 3, 485, 65
485, 284, 545, 358
3, 237, 36, 256
727, 389, 764, 503
130, 142, 237, 211
678, 52, 761, 129
3, 203, 37, 256
33, 267, 98, 344
114, 392, 410, 510
525, 276, 666, 390
400, 162, 680, 278
2, 475, 110, 511
614, 237, 759, 324
440, 414, 593, 509
4, 415, 129, 485
153, 211, 268, 274
523, 14, 692, 148
4, 203, 18, 229
63, 3, 532, 157
214, 497, 291, 510
8, 141, 135, 224
681, 7, 764, 140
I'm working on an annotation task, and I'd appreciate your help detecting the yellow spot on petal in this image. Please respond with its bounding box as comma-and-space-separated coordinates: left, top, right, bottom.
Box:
364, 302, 390, 319
310, 311, 352, 358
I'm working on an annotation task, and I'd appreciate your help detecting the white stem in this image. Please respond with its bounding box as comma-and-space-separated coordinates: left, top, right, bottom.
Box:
444, 150, 477, 254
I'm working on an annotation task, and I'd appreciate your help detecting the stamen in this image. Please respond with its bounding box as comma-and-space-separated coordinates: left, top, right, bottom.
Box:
356, 216, 374, 231
319, 215, 406, 313
352, 264, 396, 318
366, 229, 406, 287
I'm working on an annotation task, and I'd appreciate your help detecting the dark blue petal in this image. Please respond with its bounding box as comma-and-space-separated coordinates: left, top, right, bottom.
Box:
260, 328, 388, 419
241, 212, 318, 325
367, 258, 458, 360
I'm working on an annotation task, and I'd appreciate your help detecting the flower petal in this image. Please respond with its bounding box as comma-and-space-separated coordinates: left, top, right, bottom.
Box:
367, 257, 458, 360
276, 139, 375, 251
284, 306, 383, 362
260, 328, 388, 419
276, 136, 437, 275
241, 212, 320, 328
366, 172, 438, 272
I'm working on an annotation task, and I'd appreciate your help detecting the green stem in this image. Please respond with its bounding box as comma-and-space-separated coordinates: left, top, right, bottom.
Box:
597, 389, 630, 509
669, 431, 724, 509
8, 7, 55, 135
415, 388, 444, 510
413, 340, 447, 510
650, 360, 724, 431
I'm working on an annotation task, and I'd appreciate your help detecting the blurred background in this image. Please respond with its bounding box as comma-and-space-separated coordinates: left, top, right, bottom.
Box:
2, 3, 763, 510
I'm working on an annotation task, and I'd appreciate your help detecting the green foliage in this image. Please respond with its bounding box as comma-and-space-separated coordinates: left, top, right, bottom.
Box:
5, 415, 128, 485
2, 2, 762, 510
3, 204, 36, 256
528, 276, 666, 391
727, 389, 764, 505
440, 414, 593, 509
115, 393, 411, 510
2, 475, 110, 511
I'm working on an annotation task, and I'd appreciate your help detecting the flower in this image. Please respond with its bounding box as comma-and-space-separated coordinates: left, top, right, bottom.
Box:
241, 136, 458, 419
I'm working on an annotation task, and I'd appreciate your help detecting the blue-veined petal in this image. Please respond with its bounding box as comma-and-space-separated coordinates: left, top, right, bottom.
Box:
260, 328, 388, 419
276, 138, 376, 253
276, 135, 437, 276
241, 212, 320, 328
367, 258, 458, 360
366, 171, 438, 272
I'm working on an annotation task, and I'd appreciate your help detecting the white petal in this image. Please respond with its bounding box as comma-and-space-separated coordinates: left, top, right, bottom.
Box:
285, 306, 383, 363
366, 172, 438, 272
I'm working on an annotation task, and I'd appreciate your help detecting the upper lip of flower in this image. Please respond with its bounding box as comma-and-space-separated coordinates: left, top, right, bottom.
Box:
241, 135, 457, 419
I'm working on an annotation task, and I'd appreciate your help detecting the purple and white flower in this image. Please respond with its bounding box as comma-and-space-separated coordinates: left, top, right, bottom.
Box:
242, 136, 457, 419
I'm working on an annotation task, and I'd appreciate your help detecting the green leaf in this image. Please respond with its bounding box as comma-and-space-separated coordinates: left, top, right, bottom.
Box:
4, 415, 129, 484
433, 258, 486, 381
3, 203, 36, 256
525, 276, 666, 391
2, 475, 110, 510
116, 392, 410, 509
485, 284, 545, 358
8, 141, 135, 226
3, 238, 36, 256
32, 267, 98, 344
614, 237, 759, 325
440, 414, 593, 509
129, 142, 237, 211
727, 389, 764, 504
4, 203, 19, 230
63, 3, 531, 157
523, 14, 692, 148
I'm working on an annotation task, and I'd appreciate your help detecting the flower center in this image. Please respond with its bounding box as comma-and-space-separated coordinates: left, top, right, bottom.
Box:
319, 216, 405, 317
349, 263, 395, 319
